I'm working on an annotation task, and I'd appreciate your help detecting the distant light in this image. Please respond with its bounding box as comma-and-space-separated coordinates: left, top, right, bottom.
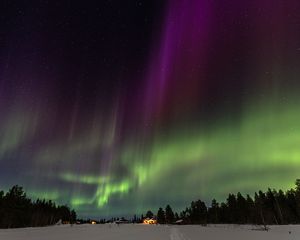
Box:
143, 218, 157, 224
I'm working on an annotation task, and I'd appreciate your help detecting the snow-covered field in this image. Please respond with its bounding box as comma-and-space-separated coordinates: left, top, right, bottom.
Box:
0, 224, 299, 240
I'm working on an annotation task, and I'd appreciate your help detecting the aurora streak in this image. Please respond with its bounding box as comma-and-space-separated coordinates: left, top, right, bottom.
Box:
0, 0, 299, 217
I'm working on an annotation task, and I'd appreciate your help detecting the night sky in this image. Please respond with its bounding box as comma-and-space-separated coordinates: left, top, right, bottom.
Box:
0, 0, 300, 218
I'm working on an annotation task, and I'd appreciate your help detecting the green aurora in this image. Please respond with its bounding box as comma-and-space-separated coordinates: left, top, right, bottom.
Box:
7, 95, 297, 217
0, 0, 299, 218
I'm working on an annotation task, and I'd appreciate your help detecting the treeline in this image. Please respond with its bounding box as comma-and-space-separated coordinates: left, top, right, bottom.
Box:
151, 180, 300, 226
0, 185, 76, 228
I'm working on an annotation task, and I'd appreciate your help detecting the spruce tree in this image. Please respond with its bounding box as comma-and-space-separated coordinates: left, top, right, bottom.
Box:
236, 192, 247, 224
145, 210, 154, 218
227, 194, 237, 223
189, 200, 207, 224
165, 205, 174, 224
208, 199, 219, 223
246, 194, 255, 223
295, 179, 300, 220
157, 207, 165, 224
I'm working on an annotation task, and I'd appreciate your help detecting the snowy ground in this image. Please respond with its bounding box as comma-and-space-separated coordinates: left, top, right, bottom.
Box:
0, 224, 299, 240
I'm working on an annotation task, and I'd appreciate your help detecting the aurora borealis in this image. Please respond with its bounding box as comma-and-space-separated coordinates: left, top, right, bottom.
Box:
0, 0, 300, 218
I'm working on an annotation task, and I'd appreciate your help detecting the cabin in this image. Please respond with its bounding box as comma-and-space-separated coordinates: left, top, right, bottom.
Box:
143, 218, 157, 224
175, 219, 184, 225
115, 219, 130, 224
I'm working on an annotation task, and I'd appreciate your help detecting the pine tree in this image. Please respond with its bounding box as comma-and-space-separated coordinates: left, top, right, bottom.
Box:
295, 179, 300, 192
189, 200, 207, 224
286, 189, 298, 223
226, 194, 238, 223
219, 202, 229, 223
236, 192, 247, 224
157, 207, 165, 224
0, 191, 3, 223
71, 210, 77, 224
208, 199, 219, 223
165, 205, 174, 224
0, 185, 77, 228
246, 194, 255, 223
145, 210, 154, 218
295, 179, 300, 221
255, 191, 268, 229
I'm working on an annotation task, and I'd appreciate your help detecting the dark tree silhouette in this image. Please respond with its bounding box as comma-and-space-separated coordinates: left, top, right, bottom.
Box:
246, 194, 255, 223
191, 200, 207, 224
155, 179, 300, 226
208, 199, 219, 223
157, 207, 165, 224
145, 210, 154, 218
0, 185, 77, 228
165, 205, 175, 224
295, 179, 300, 219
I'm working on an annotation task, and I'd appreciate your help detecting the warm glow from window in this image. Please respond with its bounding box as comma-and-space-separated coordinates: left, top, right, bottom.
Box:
143, 218, 157, 224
